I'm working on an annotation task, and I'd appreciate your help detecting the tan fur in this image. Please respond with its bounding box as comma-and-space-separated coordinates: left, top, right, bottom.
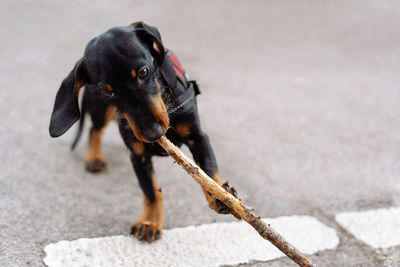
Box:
150, 93, 169, 132
133, 174, 164, 241
212, 172, 223, 184
76, 79, 85, 95
85, 129, 106, 163
176, 123, 191, 138
131, 69, 137, 78
132, 141, 145, 155
202, 172, 224, 211
106, 107, 119, 121
201, 173, 240, 219
105, 84, 113, 92
85, 107, 115, 164
123, 113, 147, 142
123, 85, 168, 143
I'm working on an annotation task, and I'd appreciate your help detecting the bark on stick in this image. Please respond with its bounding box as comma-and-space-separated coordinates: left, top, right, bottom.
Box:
157, 136, 317, 267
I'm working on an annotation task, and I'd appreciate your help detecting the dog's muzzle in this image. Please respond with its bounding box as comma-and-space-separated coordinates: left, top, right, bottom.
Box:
141, 122, 164, 142
123, 94, 169, 143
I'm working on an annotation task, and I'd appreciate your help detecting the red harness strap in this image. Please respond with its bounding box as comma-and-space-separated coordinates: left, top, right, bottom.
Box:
166, 51, 186, 82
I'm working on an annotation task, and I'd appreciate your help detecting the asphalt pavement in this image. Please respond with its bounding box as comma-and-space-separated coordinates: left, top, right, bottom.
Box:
1, 0, 400, 266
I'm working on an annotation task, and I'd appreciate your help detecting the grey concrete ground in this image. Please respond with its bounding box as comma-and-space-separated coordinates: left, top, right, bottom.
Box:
1, 0, 400, 266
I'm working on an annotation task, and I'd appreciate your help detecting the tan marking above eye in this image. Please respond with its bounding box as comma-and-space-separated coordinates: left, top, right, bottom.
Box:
131, 69, 137, 78
105, 84, 113, 92
151, 57, 154, 63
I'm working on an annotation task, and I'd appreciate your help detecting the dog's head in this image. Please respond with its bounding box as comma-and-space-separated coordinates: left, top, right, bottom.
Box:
49, 22, 177, 142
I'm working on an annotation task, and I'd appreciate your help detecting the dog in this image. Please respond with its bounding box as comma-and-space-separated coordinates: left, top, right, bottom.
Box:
49, 22, 239, 242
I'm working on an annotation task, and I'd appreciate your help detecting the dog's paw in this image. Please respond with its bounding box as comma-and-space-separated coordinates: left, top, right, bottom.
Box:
131, 220, 162, 243
85, 159, 106, 173
207, 182, 242, 219
131, 195, 164, 243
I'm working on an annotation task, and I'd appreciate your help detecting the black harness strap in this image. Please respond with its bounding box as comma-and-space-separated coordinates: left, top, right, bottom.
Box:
169, 81, 200, 118
164, 50, 200, 118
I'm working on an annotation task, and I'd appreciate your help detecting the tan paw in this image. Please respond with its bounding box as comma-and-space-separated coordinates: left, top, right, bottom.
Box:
204, 181, 241, 219
131, 219, 162, 243
131, 191, 164, 243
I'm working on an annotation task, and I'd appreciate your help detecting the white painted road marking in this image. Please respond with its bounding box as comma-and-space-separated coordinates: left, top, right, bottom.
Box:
336, 207, 400, 249
43, 215, 338, 267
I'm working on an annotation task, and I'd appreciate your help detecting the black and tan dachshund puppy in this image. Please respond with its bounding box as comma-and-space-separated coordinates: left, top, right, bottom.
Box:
49, 22, 239, 242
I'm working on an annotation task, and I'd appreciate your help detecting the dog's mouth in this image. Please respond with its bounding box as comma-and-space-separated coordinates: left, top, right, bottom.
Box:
123, 94, 169, 143
123, 114, 166, 143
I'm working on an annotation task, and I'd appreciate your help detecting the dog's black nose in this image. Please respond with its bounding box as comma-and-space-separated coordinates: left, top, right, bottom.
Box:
142, 123, 164, 142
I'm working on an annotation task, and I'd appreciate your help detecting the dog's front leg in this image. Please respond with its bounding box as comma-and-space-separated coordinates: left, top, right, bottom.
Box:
129, 151, 164, 242
187, 131, 239, 217
119, 119, 164, 242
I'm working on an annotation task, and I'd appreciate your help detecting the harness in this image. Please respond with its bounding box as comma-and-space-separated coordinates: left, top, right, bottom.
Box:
164, 50, 200, 118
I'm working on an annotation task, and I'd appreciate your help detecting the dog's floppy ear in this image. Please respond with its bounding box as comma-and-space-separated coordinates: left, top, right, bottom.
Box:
49, 58, 87, 138
131, 21, 177, 89
131, 21, 162, 41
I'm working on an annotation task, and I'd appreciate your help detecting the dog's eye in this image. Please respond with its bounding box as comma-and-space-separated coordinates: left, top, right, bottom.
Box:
97, 83, 116, 98
102, 90, 115, 98
138, 66, 150, 79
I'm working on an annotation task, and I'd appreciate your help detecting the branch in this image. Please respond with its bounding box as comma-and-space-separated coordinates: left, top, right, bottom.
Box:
157, 136, 317, 267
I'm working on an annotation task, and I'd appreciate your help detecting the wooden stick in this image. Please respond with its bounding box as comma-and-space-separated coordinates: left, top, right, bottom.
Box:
157, 136, 317, 267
